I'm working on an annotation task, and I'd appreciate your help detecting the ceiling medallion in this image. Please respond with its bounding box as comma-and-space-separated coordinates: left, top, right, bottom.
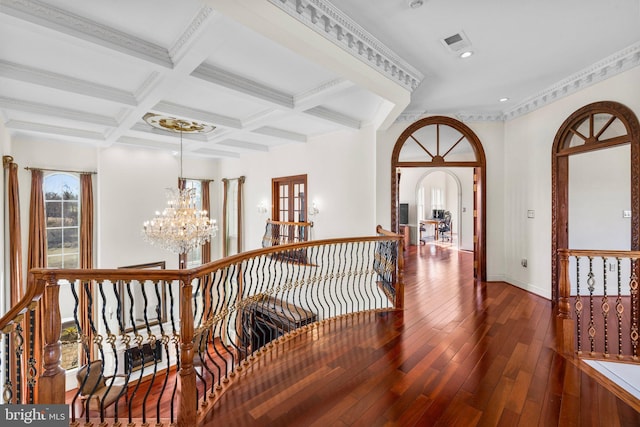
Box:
143, 113, 215, 134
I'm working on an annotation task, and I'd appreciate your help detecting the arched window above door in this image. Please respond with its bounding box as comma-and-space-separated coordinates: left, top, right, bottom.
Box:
556, 106, 634, 156
393, 116, 485, 167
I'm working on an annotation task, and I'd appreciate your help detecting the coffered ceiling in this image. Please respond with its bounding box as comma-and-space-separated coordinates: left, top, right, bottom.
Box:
1, 0, 639, 158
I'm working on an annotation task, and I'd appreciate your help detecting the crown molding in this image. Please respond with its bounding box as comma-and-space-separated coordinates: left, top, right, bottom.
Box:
503, 42, 640, 121
1, 0, 172, 68
394, 110, 429, 123
456, 112, 507, 122
304, 106, 361, 129
267, 0, 423, 91
0, 96, 118, 127
6, 119, 107, 141
169, 6, 216, 62
397, 43, 640, 124
192, 63, 294, 108
0, 60, 138, 106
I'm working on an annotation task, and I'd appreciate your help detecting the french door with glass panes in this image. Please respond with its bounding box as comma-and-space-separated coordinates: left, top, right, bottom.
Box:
272, 174, 307, 223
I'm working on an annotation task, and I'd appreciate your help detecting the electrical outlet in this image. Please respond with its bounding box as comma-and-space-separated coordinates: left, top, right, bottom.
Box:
623, 210, 632, 218
521, 258, 527, 268
609, 263, 616, 272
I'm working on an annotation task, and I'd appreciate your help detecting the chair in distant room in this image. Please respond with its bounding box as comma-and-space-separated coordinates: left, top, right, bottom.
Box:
76, 359, 128, 416
439, 211, 452, 242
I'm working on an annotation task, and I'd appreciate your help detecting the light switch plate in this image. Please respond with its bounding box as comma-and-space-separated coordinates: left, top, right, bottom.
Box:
527, 210, 535, 219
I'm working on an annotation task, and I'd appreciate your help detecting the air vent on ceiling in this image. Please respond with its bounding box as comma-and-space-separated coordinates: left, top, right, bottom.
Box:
440, 31, 472, 53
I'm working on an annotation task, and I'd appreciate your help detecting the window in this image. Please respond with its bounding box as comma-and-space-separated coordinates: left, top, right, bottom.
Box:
44, 173, 80, 268
184, 179, 204, 268
44, 173, 80, 371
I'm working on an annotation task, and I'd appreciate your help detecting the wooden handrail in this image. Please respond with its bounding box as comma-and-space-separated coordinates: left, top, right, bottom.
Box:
9, 229, 404, 427
266, 219, 314, 227
0, 272, 47, 331
560, 249, 640, 258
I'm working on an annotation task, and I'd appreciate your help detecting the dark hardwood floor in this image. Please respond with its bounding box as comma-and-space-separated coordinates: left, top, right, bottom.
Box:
67, 243, 640, 426
200, 243, 640, 426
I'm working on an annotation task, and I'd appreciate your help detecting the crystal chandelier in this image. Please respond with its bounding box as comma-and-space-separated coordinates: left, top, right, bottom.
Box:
141, 113, 218, 255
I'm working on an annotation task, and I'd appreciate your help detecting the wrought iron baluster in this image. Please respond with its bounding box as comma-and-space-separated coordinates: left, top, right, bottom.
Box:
630, 258, 639, 358
575, 256, 582, 354
602, 257, 610, 357
587, 257, 596, 355
27, 304, 37, 404
3, 327, 13, 404
616, 257, 624, 358
14, 319, 24, 404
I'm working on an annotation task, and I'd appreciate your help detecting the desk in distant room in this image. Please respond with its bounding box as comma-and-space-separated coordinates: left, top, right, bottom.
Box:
419, 218, 443, 243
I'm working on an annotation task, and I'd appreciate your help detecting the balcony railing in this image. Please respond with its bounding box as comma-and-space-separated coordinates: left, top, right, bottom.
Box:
0, 226, 403, 427
556, 249, 640, 361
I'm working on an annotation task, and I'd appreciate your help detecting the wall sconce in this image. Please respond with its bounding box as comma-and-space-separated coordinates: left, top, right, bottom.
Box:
257, 201, 268, 214
308, 200, 320, 217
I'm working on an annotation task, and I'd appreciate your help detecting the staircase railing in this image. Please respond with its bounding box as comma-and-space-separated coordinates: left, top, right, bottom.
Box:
556, 248, 640, 361
0, 226, 403, 427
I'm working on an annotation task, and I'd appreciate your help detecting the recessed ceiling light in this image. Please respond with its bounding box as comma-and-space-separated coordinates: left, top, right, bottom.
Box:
499, 97, 509, 102
459, 51, 473, 59
408, 0, 424, 9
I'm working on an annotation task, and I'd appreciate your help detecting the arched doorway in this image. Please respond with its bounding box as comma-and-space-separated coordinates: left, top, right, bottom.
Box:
391, 116, 487, 280
551, 101, 640, 303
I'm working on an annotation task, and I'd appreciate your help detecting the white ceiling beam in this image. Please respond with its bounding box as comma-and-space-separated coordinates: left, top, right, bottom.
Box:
253, 126, 306, 143
5, 120, 106, 141
0, 60, 137, 106
191, 63, 294, 108
0, 96, 118, 127
0, 0, 172, 68
303, 106, 361, 129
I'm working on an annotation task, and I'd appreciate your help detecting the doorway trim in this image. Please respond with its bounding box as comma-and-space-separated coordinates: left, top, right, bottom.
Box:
551, 101, 640, 303
391, 116, 487, 280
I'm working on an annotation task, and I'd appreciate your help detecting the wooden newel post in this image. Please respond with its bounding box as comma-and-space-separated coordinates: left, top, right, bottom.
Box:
178, 278, 197, 427
37, 279, 65, 404
396, 237, 405, 310
556, 249, 575, 357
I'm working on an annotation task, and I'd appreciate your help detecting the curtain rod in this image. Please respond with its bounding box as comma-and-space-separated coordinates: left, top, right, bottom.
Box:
179, 176, 214, 183
222, 176, 246, 182
24, 166, 97, 175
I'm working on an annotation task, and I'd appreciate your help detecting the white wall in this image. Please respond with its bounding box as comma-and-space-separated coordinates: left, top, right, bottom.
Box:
569, 145, 630, 250
503, 66, 640, 299
218, 125, 378, 251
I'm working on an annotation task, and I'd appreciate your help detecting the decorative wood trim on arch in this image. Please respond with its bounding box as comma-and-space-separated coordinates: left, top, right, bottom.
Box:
551, 101, 640, 303
391, 115, 487, 281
